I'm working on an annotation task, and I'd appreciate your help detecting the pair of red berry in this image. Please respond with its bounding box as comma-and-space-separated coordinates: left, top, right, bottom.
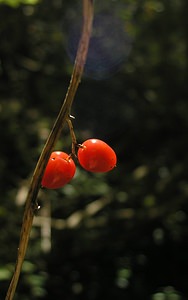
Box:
41, 138, 117, 189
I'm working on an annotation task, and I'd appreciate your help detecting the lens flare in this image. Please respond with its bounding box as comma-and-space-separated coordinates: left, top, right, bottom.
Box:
66, 13, 133, 80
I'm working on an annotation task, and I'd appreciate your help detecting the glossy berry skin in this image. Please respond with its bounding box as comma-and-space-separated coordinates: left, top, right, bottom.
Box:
77, 139, 117, 173
41, 151, 76, 189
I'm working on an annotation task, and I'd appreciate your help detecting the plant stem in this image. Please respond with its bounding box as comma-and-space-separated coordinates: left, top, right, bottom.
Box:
5, 1, 94, 299
67, 116, 77, 156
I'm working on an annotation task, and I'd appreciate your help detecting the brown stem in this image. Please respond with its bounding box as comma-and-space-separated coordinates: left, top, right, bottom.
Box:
67, 116, 77, 156
5, 1, 94, 299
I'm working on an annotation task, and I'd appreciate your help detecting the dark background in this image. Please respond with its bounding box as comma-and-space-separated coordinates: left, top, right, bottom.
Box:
0, 0, 188, 299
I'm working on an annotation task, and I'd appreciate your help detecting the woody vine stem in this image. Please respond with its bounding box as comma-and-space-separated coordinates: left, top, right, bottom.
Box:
5, 1, 94, 299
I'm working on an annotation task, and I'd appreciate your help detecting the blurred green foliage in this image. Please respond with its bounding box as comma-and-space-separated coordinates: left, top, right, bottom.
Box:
0, 0, 188, 299
0, 0, 39, 7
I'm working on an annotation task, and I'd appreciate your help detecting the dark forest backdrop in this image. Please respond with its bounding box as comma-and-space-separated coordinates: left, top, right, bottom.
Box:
1, 0, 188, 299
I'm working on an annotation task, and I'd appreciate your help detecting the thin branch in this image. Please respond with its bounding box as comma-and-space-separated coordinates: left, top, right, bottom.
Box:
5, 1, 94, 299
67, 116, 77, 156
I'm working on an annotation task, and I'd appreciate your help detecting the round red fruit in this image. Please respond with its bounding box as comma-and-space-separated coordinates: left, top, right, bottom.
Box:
41, 151, 76, 189
77, 139, 117, 173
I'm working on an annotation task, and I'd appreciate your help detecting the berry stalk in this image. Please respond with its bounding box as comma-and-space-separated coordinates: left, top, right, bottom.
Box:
5, 1, 94, 299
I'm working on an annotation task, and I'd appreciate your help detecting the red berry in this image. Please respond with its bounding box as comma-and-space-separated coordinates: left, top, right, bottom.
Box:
77, 139, 117, 173
41, 151, 76, 189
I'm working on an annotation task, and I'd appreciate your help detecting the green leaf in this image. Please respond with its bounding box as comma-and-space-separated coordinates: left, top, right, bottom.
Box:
0, 0, 39, 7
0, 268, 12, 280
